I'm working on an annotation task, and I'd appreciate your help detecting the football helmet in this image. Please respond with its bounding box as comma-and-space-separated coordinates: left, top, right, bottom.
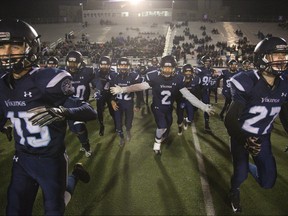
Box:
138, 58, 147, 75
99, 56, 111, 73
65, 51, 83, 73
46, 56, 59, 68
151, 56, 159, 66
139, 58, 145, 66
242, 60, 250, 70
254, 36, 288, 76
160, 55, 177, 78
0, 19, 41, 75
182, 64, 194, 81
228, 59, 238, 72
200, 55, 212, 68
117, 57, 130, 75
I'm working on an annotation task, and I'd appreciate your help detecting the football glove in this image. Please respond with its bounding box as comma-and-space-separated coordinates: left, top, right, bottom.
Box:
244, 136, 261, 156
28, 106, 69, 127
93, 90, 102, 100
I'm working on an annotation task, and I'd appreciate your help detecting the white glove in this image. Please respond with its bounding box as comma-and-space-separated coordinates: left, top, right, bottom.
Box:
110, 85, 127, 95
204, 104, 215, 116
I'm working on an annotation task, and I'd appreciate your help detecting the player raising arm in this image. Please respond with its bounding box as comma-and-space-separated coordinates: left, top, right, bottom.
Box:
110, 55, 214, 155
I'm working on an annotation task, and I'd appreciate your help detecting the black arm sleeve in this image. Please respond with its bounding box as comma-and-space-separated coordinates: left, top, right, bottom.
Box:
63, 96, 97, 122
279, 102, 288, 134
224, 100, 247, 144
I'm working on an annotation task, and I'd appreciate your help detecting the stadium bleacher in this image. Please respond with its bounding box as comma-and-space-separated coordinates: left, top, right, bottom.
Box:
34, 21, 288, 67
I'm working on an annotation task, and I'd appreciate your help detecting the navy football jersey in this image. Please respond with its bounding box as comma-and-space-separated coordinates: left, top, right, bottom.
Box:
185, 75, 201, 95
0, 67, 74, 157
145, 70, 185, 108
218, 69, 239, 92
210, 76, 218, 90
230, 70, 288, 135
109, 71, 142, 103
135, 65, 148, 77
94, 68, 115, 93
184, 75, 201, 98
195, 66, 214, 90
67, 66, 95, 101
146, 65, 160, 73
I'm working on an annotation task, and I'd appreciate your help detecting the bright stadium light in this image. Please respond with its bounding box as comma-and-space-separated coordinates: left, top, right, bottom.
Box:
129, 0, 144, 6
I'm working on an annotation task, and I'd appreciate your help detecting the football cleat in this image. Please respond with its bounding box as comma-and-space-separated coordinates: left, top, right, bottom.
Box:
178, 126, 183, 136
84, 150, 92, 158
153, 142, 161, 155
72, 163, 90, 183
229, 189, 242, 213
99, 124, 105, 136
183, 118, 188, 130
80, 143, 92, 158
204, 123, 212, 132
119, 137, 125, 147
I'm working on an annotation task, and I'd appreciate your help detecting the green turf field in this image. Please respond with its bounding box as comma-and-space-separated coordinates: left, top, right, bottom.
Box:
1, 95, 288, 215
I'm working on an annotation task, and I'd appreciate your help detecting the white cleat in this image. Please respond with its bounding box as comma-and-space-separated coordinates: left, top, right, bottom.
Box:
153, 142, 161, 155
85, 150, 92, 158
183, 118, 188, 130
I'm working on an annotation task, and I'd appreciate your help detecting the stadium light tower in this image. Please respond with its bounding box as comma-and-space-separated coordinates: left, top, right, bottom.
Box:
172, 0, 175, 21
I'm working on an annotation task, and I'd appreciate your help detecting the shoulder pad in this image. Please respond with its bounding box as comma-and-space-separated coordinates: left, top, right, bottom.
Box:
230, 71, 260, 92
35, 68, 74, 96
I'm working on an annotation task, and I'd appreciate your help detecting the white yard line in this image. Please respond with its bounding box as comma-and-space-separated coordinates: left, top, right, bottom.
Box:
191, 123, 215, 216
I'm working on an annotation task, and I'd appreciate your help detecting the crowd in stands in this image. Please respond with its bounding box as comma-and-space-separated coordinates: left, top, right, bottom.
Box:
40, 26, 166, 66
170, 22, 258, 67
39, 20, 282, 69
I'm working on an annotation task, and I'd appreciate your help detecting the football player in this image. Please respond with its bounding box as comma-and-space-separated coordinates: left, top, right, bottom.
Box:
218, 59, 240, 121
224, 37, 288, 213
209, 69, 219, 104
93, 55, 116, 136
0, 19, 97, 215
147, 56, 160, 72
109, 57, 142, 146
46, 56, 59, 68
64, 50, 96, 157
135, 58, 149, 115
195, 55, 215, 132
176, 64, 201, 135
110, 55, 214, 155
240, 59, 253, 72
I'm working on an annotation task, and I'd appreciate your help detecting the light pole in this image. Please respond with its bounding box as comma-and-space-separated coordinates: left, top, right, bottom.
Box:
172, 0, 175, 21
79, 3, 83, 23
